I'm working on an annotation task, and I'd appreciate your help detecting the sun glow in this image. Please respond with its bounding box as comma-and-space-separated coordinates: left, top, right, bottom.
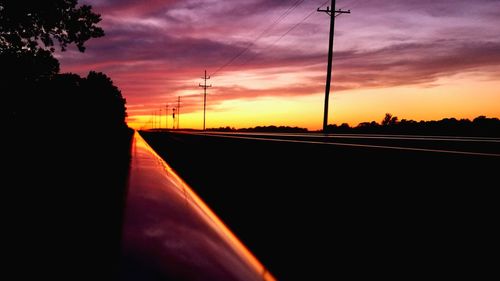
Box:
127, 72, 500, 130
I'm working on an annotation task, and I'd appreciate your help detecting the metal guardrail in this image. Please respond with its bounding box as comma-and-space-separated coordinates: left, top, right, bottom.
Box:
121, 131, 276, 281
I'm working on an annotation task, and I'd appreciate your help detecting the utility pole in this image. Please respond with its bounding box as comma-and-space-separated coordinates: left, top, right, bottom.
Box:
318, 0, 350, 132
177, 96, 181, 129
159, 109, 162, 129
199, 70, 212, 131
172, 108, 176, 130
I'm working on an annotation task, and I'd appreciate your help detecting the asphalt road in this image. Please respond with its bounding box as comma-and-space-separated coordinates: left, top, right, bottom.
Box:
141, 131, 499, 280
192, 131, 500, 156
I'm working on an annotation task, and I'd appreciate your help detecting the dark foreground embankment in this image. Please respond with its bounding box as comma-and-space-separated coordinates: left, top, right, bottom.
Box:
141, 131, 498, 280
5, 127, 134, 280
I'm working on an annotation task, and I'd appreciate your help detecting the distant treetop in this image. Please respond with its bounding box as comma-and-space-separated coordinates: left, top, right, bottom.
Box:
0, 0, 104, 53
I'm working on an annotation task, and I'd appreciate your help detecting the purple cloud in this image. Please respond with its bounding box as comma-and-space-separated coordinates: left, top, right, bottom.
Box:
61, 0, 500, 119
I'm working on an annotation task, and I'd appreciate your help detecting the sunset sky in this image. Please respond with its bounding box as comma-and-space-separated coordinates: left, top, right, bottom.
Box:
58, 0, 500, 130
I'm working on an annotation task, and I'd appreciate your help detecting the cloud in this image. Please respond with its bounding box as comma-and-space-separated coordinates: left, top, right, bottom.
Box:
63, 0, 500, 120
332, 40, 500, 90
83, 0, 180, 16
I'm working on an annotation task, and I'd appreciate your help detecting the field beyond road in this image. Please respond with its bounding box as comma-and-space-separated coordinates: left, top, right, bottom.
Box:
141, 131, 499, 280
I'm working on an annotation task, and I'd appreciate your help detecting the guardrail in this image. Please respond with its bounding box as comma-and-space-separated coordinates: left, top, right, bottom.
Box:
121, 131, 276, 281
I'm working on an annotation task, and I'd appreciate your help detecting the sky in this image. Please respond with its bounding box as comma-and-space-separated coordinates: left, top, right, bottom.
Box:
58, 0, 500, 130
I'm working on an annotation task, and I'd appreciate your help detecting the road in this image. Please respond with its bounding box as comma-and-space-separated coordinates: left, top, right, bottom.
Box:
188, 131, 500, 156
141, 131, 499, 280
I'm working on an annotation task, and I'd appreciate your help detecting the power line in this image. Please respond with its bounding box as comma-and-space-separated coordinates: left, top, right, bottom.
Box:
177, 96, 181, 129
230, 0, 331, 70
234, 0, 362, 72
161, 98, 181, 129
262, 2, 327, 52
274, 0, 331, 45
209, 0, 307, 77
255, 0, 306, 43
172, 107, 176, 130
183, 0, 356, 132
274, 0, 307, 26
233, 0, 358, 72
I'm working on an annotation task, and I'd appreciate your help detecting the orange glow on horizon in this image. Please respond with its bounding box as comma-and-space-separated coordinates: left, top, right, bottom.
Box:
56, 0, 500, 132
127, 73, 500, 131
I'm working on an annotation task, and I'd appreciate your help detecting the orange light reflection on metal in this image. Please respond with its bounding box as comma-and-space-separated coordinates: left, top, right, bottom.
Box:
134, 131, 276, 281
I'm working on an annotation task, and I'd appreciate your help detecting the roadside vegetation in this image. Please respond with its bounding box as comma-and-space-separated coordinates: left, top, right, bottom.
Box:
207, 114, 500, 137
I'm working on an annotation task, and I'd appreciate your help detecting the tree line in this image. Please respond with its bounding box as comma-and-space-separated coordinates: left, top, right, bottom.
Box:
208, 114, 500, 137
2, 1, 131, 279
207, 125, 308, 133
326, 113, 500, 137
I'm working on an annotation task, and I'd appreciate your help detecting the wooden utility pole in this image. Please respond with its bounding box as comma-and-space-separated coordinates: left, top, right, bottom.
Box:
172, 108, 176, 130
199, 70, 212, 131
177, 96, 181, 129
318, 0, 350, 132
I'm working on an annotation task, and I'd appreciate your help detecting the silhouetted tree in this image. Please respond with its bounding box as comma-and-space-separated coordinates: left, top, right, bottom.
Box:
82, 71, 127, 130
1, 49, 60, 126
27, 71, 127, 131
0, 48, 59, 81
0, 0, 104, 52
357, 121, 379, 133
325, 124, 338, 133
324, 123, 352, 133
358, 121, 379, 128
338, 123, 351, 133
381, 113, 398, 126
1, 0, 105, 127
4, 3, 130, 280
